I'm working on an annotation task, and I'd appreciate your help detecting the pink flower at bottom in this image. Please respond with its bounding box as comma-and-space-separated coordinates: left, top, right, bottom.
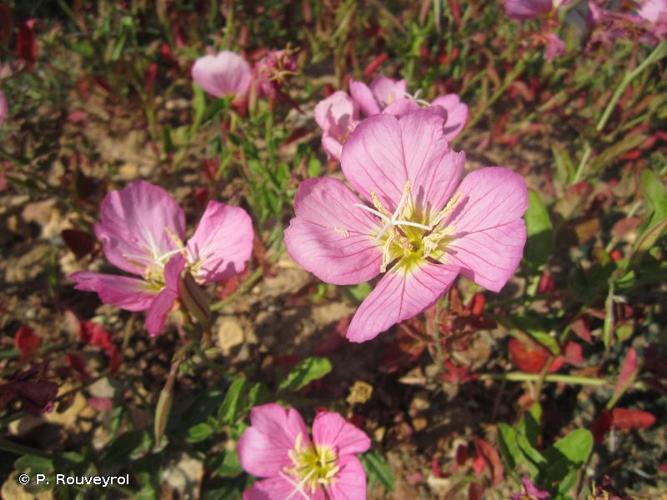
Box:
71, 181, 253, 336
285, 109, 527, 342
238, 403, 371, 500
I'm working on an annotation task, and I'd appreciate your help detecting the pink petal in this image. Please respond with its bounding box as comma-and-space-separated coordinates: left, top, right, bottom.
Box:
70, 272, 156, 311
325, 455, 367, 500
191, 51, 252, 98
284, 178, 382, 286
322, 134, 344, 161
186, 201, 253, 283
544, 33, 565, 61
144, 255, 184, 336
430, 94, 469, 141
504, 0, 553, 20
446, 167, 528, 292
347, 262, 459, 343
341, 110, 464, 213
314, 91, 358, 131
349, 80, 381, 116
369, 76, 407, 108
95, 180, 185, 276
312, 412, 371, 456
237, 403, 310, 478
244, 475, 324, 500
382, 97, 420, 117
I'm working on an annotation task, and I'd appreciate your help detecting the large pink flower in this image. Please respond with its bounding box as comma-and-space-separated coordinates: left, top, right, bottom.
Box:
285, 109, 527, 342
237, 403, 370, 500
637, 0, 667, 38
71, 181, 253, 336
314, 91, 360, 160
348, 75, 468, 142
191, 51, 252, 99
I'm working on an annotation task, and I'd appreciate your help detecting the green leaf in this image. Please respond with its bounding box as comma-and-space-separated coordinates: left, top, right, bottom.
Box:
527, 330, 560, 355
497, 423, 540, 478
278, 357, 332, 392
192, 84, 206, 130
15, 455, 54, 475
516, 403, 542, 447
360, 451, 394, 491
307, 157, 322, 177
629, 218, 667, 262
640, 168, 667, 223
219, 377, 249, 424
540, 429, 593, 496
552, 145, 575, 185
525, 190, 553, 268
346, 283, 372, 302
187, 422, 214, 443
100, 431, 146, 466
213, 450, 243, 478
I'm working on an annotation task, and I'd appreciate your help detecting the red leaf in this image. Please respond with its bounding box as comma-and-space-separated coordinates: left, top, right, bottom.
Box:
592, 409, 612, 443
442, 360, 476, 383
570, 317, 592, 344
17, 19, 37, 65
564, 341, 584, 366
363, 53, 388, 79
538, 271, 555, 294
62, 229, 95, 259
611, 408, 656, 430
66, 353, 90, 380
614, 347, 638, 396
474, 438, 504, 485
469, 293, 485, 316
88, 397, 113, 412
15, 325, 42, 362
508, 337, 550, 373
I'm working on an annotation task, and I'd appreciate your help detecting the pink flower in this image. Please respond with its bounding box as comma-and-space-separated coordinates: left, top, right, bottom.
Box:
348, 75, 468, 142
71, 181, 253, 336
285, 109, 527, 342
0, 90, 7, 125
191, 51, 252, 99
544, 33, 565, 60
503, 0, 569, 20
254, 49, 297, 99
238, 403, 370, 499
314, 91, 360, 160
510, 477, 550, 499
637, 0, 667, 38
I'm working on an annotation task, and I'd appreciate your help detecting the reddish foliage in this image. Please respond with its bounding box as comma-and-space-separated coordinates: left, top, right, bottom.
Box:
473, 438, 504, 485
442, 360, 477, 383
508, 337, 550, 373
538, 271, 556, 294
570, 317, 592, 344
17, 19, 37, 65
0, 365, 58, 414
88, 397, 113, 412
564, 341, 584, 366
80, 321, 121, 372
66, 353, 90, 380
15, 325, 42, 362
469, 293, 485, 316
611, 408, 656, 430
363, 53, 388, 79
615, 347, 638, 396
592, 409, 612, 443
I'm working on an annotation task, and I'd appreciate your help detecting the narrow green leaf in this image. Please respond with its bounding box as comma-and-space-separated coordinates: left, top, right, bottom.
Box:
360, 451, 395, 491
187, 422, 214, 443
525, 190, 553, 268
219, 377, 249, 424
278, 357, 332, 392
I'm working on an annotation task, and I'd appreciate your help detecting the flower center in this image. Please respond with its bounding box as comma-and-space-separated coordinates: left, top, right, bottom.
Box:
282, 435, 339, 498
355, 182, 461, 273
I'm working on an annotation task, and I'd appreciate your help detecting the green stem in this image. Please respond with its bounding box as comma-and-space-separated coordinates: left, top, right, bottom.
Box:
0, 436, 53, 459
596, 40, 667, 133
480, 372, 608, 387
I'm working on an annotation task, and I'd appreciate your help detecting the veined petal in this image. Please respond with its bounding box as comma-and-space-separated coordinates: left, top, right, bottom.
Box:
349, 80, 381, 116
341, 110, 464, 214
186, 201, 254, 283
446, 167, 528, 292
95, 180, 185, 276
312, 412, 371, 456
431, 94, 469, 141
70, 272, 156, 311
325, 456, 367, 500
144, 255, 184, 336
314, 91, 358, 131
321, 134, 343, 161
238, 403, 310, 478
243, 476, 324, 500
347, 262, 459, 343
284, 178, 382, 286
